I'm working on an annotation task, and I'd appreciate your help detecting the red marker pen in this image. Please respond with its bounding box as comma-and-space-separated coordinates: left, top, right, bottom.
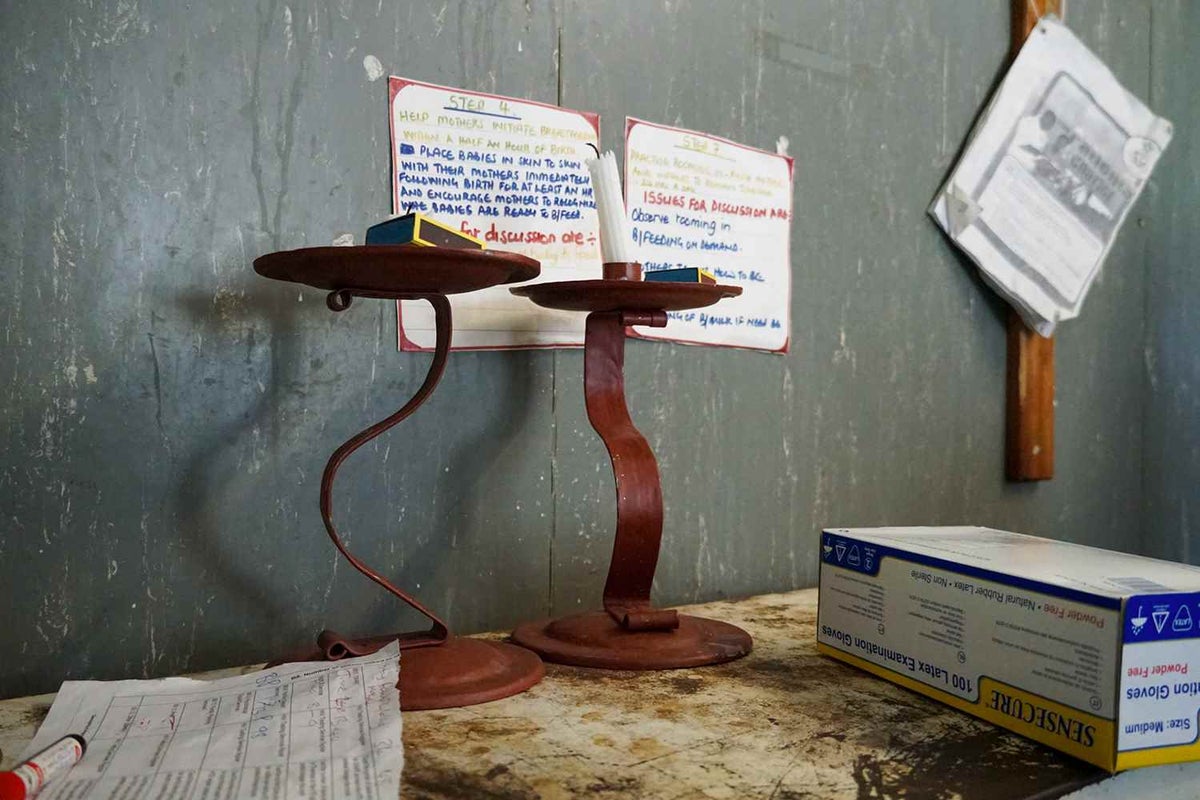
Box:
0, 735, 87, 800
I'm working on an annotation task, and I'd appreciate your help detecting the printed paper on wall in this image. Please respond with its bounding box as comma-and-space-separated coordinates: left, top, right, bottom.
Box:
930, 17, 1173, 336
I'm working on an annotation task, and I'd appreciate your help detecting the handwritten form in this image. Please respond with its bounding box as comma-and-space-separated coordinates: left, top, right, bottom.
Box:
389, 77, 601, 349
624, 118, 794, 352
19, 643, 402, 799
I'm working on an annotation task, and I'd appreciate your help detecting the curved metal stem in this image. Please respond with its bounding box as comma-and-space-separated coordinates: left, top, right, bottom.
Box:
318, 294, 452, 652
584, 309, 679, 631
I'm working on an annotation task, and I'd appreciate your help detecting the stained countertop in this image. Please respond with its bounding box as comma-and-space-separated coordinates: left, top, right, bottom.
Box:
5, 589, 1193, 798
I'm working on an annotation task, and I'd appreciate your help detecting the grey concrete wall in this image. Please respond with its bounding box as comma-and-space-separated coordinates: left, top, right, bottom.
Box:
1145, 1, 1200, 564
0, 0, 1171, 698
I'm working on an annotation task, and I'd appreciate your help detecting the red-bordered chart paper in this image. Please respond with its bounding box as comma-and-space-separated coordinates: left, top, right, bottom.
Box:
624, 118, 794, 353
389, 77, 601, 350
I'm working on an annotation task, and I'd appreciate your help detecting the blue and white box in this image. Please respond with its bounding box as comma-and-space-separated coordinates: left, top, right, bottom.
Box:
816, 526, 1200, 770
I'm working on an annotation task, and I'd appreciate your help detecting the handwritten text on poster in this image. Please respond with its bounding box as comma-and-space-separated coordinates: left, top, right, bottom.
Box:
389, 77, 601, 349
624, 118, 793, 352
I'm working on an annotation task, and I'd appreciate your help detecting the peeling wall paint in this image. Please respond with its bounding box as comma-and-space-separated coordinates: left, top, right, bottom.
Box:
0, 0, 1175, 698
1144, 1, 1200, 565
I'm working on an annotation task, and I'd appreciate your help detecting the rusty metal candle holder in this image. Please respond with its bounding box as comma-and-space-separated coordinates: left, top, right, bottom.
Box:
509, 262, 754, 669
253, 245, 545, 709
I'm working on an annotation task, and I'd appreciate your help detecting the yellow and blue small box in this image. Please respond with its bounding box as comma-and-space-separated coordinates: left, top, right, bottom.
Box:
643, 267, 717, 284
366, 213, 485, 250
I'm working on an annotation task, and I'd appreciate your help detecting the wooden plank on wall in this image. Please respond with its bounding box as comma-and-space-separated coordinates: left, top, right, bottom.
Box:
1005, 0, 1061, 482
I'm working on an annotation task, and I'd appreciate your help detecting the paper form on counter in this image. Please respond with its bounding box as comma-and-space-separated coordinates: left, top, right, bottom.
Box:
389, 77, 601, 350
19, 642, 402, 799
624, 118, 794, 352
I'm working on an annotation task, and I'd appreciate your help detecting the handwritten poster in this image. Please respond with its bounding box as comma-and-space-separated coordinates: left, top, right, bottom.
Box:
389, 78, 601, 349
624, 118, 793, 352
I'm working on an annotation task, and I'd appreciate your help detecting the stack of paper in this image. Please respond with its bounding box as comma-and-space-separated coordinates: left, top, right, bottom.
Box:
930, 17, 1172, 336
20, 643, 402, 799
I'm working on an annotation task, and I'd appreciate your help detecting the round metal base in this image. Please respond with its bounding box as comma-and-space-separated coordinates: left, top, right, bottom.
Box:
511, 611, 752, 670
401, 637, 545, 711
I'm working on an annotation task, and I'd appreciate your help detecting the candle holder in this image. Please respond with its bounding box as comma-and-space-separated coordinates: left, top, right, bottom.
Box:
253, 245, 546, 709
508, 262, 754, 669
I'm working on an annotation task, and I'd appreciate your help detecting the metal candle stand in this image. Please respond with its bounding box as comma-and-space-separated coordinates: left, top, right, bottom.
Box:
253, 246, 546, 710
510, 262, 754, 669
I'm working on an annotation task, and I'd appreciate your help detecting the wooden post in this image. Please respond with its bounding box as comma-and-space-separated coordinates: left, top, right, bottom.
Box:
1005, 0, 1060, 481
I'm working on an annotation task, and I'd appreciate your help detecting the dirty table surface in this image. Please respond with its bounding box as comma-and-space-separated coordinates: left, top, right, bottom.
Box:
0, 588, 1175, 799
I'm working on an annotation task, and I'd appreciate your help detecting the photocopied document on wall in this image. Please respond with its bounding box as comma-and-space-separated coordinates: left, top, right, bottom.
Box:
624, 118, 793, 352
930, 16, 1172, 337
389, 77, 601, 350
19, 643, 402, 799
